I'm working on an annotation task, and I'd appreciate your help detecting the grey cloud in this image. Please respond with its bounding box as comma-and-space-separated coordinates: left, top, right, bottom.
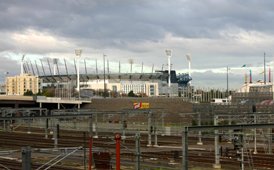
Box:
1, 0, 274, 89
192, 70, 245, 89
0, 53, 20, 81
1, 0, 274, 44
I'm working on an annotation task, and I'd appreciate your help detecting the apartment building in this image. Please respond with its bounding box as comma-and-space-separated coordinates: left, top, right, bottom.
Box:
6, 74, 41, 95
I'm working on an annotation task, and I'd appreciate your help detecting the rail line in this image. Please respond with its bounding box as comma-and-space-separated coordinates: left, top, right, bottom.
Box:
0, 127, 274, 169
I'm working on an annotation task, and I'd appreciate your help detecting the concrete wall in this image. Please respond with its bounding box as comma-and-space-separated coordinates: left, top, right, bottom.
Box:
82, 97, 193, 113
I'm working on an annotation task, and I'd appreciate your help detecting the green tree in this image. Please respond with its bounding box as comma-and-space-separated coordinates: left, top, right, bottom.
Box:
42, 87, 55, 97
128, 90, 137, 97
24, 90, 33, 96
36, 90, 43, 96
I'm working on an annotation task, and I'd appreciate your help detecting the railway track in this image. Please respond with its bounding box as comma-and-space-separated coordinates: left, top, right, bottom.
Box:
0, 157, 78, 170
1, 127, 274, 169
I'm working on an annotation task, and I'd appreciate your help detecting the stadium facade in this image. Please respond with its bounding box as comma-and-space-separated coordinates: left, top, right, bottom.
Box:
3, 58, 192, 97
40, 70, 192, 97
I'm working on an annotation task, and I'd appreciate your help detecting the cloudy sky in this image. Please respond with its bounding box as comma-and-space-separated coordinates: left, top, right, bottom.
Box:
1, 0, 274, 89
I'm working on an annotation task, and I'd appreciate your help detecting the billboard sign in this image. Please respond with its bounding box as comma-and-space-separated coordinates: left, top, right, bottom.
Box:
133, 102, 150, 109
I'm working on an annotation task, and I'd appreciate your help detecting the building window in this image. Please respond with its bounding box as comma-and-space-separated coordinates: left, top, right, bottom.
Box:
150, 85, 155, 96
112, 85, 117, 92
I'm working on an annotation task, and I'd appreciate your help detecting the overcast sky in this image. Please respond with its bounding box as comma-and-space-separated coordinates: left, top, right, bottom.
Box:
1, 0, 274, 89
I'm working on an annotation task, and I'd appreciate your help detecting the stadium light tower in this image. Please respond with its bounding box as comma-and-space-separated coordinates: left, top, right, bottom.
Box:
165, 49, 172, 88
129, 59, 134, 74
186, 53, 191, 84
53, 58, 58, 75
75, 49, 82, 96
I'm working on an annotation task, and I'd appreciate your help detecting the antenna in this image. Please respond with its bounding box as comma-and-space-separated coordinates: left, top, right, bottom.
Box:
151, 64, 154, 73
141, 62, 143, 73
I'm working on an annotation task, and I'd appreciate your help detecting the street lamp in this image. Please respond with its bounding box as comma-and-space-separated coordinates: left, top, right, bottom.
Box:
75, 49, 82, 98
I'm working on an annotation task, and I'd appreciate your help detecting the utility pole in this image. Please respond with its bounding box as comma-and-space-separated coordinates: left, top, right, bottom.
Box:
75, 49, 82, 98
165, 50, 172, 97
227, 66, 229, 97
186, 53, 191, 85
22, 146, 31, 170
264, 52, 266, 84
135, 132, 141, 170
165, 50, 171, 88
103, 54, 106, 98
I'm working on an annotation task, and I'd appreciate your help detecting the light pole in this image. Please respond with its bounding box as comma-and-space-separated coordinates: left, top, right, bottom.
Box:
53, 58, 58, 75
165, 50, 172, 87
103, 54, 106, 98
226, 66, 229, 98
165, 49, 172, 97
264, 52, 266, 84
129, 59, 134, 74
4, 72, 9, 95
75, 49, 82, 98
186, 53, 191, 85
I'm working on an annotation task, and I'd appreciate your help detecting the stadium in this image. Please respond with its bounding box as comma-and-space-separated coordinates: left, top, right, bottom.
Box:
6, 56, 192, 98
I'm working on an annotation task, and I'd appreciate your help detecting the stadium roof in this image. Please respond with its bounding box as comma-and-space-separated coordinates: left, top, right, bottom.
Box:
40, 73, 168, 83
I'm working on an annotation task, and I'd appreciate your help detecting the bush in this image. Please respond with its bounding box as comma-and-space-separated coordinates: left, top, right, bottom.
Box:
128, 90, 137, 97
24, 90, 33, 96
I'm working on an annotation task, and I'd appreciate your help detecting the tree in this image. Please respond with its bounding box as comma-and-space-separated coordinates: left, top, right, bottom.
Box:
36, 90, 43, 96
42, 87, 55, 97
128, 90, 137, 97
24, 90, 33, 96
